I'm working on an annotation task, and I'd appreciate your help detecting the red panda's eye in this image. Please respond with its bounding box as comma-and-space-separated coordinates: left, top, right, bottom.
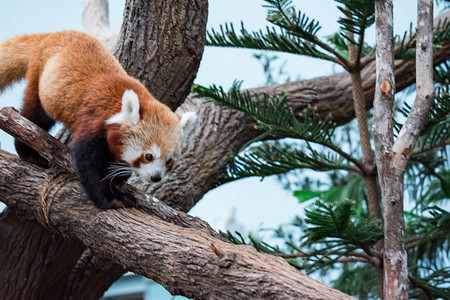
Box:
145, 153, 154, 162
166, 158, 173, 166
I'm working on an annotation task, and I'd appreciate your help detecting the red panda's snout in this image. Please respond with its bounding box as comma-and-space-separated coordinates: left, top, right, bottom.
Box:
119, 143, 175, 183
135, 145, 173, 183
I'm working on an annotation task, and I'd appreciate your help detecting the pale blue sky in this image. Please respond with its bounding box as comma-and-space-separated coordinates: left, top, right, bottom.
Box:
0, 1, 420, 232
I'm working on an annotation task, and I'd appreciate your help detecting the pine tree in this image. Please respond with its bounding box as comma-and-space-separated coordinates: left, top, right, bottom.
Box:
194, 0, 450, 298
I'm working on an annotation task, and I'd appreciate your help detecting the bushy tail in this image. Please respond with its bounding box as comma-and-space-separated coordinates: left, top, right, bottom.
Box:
0, 33, 49, 92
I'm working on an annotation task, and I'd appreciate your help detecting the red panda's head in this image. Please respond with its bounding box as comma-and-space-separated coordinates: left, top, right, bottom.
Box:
105, 90, 196, 182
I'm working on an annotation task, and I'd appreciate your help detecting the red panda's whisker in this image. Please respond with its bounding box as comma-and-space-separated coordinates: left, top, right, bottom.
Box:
102, 162, 135, 182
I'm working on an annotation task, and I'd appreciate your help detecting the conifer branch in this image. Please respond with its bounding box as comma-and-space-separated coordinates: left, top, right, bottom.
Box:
193, 83, 366, 173
264, 0, 352, 70
207, 23, 339, 63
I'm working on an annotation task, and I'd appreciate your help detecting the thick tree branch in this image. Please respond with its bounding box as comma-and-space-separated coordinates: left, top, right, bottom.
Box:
0, 107, 73, 171
82, 0, 119, 51
114, 0, 208, 111
2, 2, 450, 298
0, 108, 352, 299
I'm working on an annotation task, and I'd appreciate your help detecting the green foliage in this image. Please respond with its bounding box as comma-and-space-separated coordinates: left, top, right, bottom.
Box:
335, 0, 375, 42
193, 82, 337, 146
200, 0, 450, 298
406, 208, 450, 270
395, 18, 450, 60
223, 142, 355, 183
294, 176, 366, 214
304, 200, 382, 249
434, 60, 450, 87
263, 0, 322, 40
409, 267, 450, 299
393, 23, 417, 60
207, 22, 337, 62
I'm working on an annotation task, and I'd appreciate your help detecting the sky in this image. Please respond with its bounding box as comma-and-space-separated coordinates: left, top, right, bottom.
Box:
0, 1, 421, 234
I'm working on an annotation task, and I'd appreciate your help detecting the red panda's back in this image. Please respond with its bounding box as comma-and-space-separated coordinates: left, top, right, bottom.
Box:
35, 30, 126, 126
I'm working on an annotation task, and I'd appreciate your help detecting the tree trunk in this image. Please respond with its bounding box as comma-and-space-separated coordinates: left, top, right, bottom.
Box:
0, 210, 85, 300
114, 0, 208, 111
373, 1, 435, 299
0, 1, 448, 299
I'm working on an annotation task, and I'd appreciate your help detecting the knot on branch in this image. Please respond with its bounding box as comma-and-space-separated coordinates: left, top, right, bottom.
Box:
39, 171, 78, 234
210, 243, 232, 268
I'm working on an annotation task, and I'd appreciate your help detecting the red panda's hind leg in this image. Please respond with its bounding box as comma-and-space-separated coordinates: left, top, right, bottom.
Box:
15, 84, 55, 168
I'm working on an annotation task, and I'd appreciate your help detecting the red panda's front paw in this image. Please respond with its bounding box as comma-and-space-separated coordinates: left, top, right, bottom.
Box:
116, 192, 137, 208
94, 199, 124, 209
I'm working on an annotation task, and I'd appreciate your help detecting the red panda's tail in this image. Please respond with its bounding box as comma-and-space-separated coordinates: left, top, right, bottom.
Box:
0, 33, 49, 92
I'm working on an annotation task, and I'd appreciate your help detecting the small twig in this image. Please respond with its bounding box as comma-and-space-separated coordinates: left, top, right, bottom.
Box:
211, 243, 227, 258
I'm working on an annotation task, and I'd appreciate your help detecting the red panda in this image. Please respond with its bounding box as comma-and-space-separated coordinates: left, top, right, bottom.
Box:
0, 30, 196, 209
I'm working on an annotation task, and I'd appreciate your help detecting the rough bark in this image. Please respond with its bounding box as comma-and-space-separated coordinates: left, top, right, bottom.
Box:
114, 0, 208, 111
0, 1, 449, 299
0, 143, 354, 299
60, 250, 125, 300
373, 1, 397, 298
0, 209, 85, 300
0, 107, 89, 300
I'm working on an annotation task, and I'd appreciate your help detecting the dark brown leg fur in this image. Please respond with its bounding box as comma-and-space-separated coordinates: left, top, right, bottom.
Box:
15, 82, 55, 168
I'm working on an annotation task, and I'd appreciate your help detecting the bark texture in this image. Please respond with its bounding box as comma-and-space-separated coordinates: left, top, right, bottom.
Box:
0, 1, 449, 299
114, 0, 208, 111
0, 210, 85, 300
0, 141, 354, 299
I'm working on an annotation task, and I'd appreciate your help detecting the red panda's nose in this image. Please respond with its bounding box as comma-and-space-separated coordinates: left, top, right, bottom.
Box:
151, 174, 162, 182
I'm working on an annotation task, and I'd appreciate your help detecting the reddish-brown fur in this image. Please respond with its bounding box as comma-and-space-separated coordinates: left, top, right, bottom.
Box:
0, 31, 189, 208
0, 30, 181, 161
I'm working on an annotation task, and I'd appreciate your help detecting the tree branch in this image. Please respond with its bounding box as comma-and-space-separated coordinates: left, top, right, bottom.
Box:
114, 0, 208, 111
0, 156, 352, 300
82, 0, 119, 51
0, 107, 353, 299
392, 0, 435, 170
0, 107, 73, 171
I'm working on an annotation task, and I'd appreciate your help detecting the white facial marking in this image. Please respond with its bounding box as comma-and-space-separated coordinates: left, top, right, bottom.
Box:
106, 90, 140, 126
122, 144, 142, 164
138, 158, 166, 180
136, 145, 167, 181
150, 145, 161, 159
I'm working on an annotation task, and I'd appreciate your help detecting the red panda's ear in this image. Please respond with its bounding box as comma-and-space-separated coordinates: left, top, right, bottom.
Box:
179, 112, 197, 133
106, 90, 141, 126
